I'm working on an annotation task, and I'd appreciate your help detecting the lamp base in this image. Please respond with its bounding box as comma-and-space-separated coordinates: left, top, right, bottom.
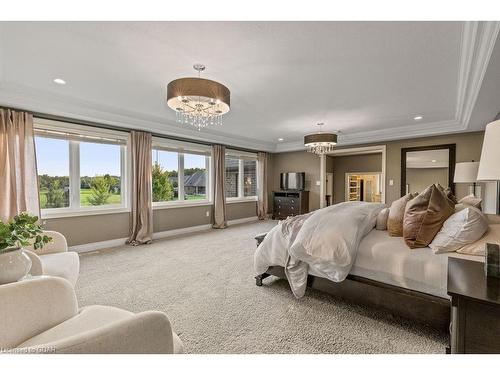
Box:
486, 243, 500, 278
469, 183, 482, 198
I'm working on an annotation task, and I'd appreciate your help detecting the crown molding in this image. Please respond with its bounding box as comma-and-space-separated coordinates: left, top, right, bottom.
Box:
0, 82, 276, 152
275, 21, 499, 153
455, 21, 500, 128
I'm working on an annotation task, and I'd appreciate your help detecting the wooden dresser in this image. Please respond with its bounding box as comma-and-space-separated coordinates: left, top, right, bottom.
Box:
448, 257, 500, 354
272, 191, 309, 220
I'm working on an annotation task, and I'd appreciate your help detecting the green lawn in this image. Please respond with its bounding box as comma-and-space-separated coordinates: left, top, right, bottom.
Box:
79, 189, 121, 206
39, 188, 121, 208
185, 194, 205, 200
40, 189, 203, 208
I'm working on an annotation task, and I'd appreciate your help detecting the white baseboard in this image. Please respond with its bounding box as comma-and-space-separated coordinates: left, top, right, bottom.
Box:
71, 217, 259, 254
227, 216, 259, 225
152, 223, 212, 240
70, 237, 128, 253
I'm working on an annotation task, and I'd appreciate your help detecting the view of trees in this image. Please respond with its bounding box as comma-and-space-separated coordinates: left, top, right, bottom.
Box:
39, 167, 205, 208
39, 174, 121, 208
152, 162, 174, 202
44, 179, 68, 208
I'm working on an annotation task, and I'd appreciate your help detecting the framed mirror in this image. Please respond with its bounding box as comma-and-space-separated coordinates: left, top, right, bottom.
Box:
401, 144, 456, 197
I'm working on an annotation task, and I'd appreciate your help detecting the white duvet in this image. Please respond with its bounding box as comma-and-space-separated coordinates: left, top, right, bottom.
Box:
254, 201, 385, 298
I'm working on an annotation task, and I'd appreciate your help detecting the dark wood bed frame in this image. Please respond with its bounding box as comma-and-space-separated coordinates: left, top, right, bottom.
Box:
256, 266, 451, 332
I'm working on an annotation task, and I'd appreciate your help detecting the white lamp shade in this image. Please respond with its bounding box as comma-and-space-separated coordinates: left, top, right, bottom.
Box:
453, 162, 479, 183
477, 120, 500, 181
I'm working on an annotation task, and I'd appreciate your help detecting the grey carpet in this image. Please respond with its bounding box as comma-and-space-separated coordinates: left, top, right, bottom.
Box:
76, 221, 447, 354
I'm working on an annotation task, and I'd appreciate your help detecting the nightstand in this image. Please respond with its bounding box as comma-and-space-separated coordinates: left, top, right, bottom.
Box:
448, 257, 500, 353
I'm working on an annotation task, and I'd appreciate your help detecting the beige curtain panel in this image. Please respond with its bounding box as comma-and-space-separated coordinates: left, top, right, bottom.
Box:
257, 152, 269, 220
127, 131, 153, 245
0, 108, 40, 222
212, 144, 227, 229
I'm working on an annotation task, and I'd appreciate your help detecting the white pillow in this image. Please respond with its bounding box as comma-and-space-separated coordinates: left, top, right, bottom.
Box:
458, 194, 482, 209
429, 206, 488, 254
376, 207, 389, 230
456, 224, 500, 256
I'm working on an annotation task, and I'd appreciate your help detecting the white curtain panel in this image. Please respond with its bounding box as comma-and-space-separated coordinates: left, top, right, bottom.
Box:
0, 108, 40, 222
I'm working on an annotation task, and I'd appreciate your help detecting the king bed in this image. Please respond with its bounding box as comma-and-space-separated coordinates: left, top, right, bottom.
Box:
254, 196, 488, 332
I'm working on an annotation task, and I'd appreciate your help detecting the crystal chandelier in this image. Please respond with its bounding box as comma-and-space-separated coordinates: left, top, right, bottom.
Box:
167, 64, 230, 130
304, 123, 338, 155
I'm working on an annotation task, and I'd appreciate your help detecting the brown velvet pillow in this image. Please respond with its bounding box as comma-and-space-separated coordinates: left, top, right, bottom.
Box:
387, 193, 414, 237
403, 184, 455, 248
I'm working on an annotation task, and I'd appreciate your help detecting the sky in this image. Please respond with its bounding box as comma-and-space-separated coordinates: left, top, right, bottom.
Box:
35, 136, 205, 177
152, 149, 205, 171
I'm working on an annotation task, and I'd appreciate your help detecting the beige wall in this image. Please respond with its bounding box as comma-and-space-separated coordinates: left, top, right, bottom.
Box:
405, 167, 449, 196
44, 201, 257, 247
43, 212, 130, 247
383, 132, 484, 203
268, 131, 485, 210
269, 151, 321, 211
329, 153, 382, 204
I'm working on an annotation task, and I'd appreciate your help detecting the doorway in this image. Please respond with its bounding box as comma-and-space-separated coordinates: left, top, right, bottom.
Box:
345, 172, 383, 202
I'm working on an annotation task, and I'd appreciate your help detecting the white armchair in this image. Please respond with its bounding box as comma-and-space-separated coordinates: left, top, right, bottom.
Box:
0, 276, 183, 354
24, 231, 80, 286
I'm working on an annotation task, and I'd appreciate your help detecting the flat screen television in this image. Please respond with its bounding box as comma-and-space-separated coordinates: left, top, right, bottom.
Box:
280, 172, 305, 191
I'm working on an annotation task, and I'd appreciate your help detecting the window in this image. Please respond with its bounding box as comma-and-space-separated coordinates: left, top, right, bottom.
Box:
152, 138, 211, 206
184, 153, 207, 201
80, 141, 122, 206
225, 157, 240, 198
225, 150, 258, 200
34, 119, 128, 216
243, 160, 257, 197
36, 137, 70, 209
152, 149, 179, 202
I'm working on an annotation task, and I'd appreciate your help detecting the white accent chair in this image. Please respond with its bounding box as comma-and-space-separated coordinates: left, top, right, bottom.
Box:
24, 231, 80, 287
0, 276, 184, 354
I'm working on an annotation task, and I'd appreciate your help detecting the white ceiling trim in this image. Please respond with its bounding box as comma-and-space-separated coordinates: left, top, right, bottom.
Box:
455, 21, 500, 128
277, 21, 500, 153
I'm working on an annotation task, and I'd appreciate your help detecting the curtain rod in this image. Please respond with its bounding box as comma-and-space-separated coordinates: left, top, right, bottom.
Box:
1, 106, 261, 154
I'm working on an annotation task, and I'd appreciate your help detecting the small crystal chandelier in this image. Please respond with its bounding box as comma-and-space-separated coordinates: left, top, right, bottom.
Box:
304, 123, 338, 155
166, 64, 230, 130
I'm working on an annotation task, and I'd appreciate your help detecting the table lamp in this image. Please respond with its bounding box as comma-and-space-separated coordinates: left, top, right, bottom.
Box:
454, 161, 480, 197
477, 119, 500, 278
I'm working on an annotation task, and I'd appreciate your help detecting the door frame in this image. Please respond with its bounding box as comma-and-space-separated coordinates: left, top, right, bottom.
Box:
326, 145, 386, 204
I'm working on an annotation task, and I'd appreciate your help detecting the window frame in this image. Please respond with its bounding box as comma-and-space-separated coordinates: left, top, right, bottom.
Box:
151, 138, 212, 209
225, 149, 259, 203
34, 118, 130, 219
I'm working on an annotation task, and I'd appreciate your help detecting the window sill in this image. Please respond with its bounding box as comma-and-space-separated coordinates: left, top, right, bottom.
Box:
226, 197, 258, 204
41, 206, 130, 219
153, 200, 213, 210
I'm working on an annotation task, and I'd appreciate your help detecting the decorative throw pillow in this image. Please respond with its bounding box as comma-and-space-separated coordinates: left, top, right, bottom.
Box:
458, 194, 482, 210
376, 207, 390, 230
387, 193, 414, 237
429, 206, 489, 254
403, 184, 455, 248
456, 224, 500, 256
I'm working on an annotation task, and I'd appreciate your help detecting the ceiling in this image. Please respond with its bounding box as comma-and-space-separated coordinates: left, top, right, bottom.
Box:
0, 21, 499, 152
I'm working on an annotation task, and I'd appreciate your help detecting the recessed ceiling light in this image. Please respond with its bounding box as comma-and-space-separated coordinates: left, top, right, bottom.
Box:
53, 78, 66, 85
414, 116, 423, 120
432, 159, 437, 163
278, 138, 284, 142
